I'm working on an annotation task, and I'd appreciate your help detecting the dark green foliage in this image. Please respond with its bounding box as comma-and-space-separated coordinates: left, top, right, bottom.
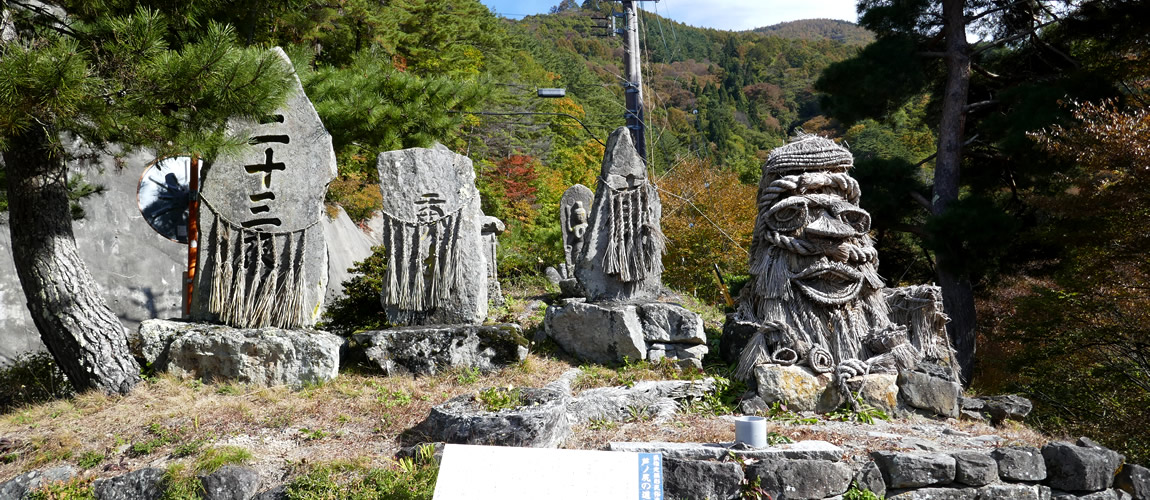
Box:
320, 246, 389, 337
0, 351, 74, 413
924, 196, 1020, 279
816, 36, 931, 124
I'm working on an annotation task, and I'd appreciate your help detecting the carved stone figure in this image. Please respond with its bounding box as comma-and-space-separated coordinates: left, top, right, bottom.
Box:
481, 215, 506, 308
545, 127, 706, 368
376, 144, 487, 325
574, 128, 666, 302
728, 135, 958, 388
560, 184, 593, 269
191, 47, 336, 329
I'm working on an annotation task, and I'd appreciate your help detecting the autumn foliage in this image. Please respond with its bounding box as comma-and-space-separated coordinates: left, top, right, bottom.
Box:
657, 158, 757, 303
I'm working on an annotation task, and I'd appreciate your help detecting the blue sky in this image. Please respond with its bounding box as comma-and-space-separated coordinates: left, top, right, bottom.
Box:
478, 0, 860, 31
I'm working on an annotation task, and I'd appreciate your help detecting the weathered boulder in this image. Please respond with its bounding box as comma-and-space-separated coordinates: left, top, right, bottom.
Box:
664, 458, 743, 500
886, 487, 977, 499
1050, 490, 1119, 500
0, 466, 75, 499
414, 387, 570, 448
1116, 463, 1150, 499
134, 319, 342, 387
871, 451, 957, 488
817, 373, 900, 414
754, 364, 831, 412
992, 447, 1047, 482
738, 394, 770, 415
898, 370, 961, 418
976, 484, 1045, 499
951, 451, 999, 487
375, 144, 488, 325
981, 394, 1033, 424
191, 47, 334, 329
638, 303, 705, 344
199, 465, 261, 500
544, 301, 645, 363
543, 301, 706, 368
1042, 441, 1123, 492
349, 324, 528, 376
774, 459, 854, 499
93, 468, 166, 500
569, 379, 716, 424
855, 461, 887, 498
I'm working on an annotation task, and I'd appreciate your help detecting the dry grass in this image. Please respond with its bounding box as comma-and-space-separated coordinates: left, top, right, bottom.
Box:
0, 354, 575, 481
0, 350, 1067, 485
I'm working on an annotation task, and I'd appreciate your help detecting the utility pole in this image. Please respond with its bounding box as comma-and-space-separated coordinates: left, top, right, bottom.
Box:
621, 0, 656, 163
593, 1, 657, 162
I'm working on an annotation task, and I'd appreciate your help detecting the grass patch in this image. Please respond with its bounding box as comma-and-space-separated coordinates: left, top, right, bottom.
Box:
475, 387, 523, 412
76, 450, 106, 469
28, 477, 95, 500
285, 445, 439, 500
195, 445, 252, 474
825, 394, 891, 425
130, 423, 185, 457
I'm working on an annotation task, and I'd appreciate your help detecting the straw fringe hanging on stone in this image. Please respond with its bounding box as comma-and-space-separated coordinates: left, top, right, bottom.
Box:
602, 184, 665, 282
200, 198, 313, 329
379, 208, 465, 325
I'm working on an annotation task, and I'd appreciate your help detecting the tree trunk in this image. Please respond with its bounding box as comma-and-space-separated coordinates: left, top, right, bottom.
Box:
933, 0, 978, 384
3, 126, 140, 395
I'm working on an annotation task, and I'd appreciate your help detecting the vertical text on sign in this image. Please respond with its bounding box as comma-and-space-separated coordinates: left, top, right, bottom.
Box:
241, 118, 290, 229
637, 453, 663, 500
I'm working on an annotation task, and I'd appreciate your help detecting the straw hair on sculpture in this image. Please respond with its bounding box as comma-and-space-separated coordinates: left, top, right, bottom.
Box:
728, 133, 961, 385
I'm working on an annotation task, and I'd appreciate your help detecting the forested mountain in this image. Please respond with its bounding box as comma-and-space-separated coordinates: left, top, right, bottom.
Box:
753, 19, 874, 46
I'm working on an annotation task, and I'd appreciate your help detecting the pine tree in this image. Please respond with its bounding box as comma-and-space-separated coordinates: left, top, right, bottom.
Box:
0, 2, 292, 394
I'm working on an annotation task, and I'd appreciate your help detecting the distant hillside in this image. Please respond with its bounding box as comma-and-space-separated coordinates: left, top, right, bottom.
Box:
753, 19, 874, 46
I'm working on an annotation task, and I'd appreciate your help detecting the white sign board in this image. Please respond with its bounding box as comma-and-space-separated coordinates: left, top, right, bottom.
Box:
433, 444, 664, 500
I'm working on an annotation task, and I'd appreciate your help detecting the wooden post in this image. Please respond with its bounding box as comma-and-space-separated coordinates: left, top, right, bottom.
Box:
185, 155, 200, 317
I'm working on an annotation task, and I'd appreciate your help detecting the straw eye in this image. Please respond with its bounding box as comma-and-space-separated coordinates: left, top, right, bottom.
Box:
839, 208, 870, 234
765, 198, 809, 232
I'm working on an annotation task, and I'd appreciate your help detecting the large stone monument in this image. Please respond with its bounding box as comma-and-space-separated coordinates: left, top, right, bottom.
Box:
375, 144, 487, 325
543, 128, 707, 368
191, 48, 335, 329
724, 135, 960, 414
346, 144, 528, 376
134, 48, 342, 387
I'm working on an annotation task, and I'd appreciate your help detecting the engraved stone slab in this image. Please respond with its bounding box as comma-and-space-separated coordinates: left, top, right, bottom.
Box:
191, 47, 336, 329
376, 144, 487, 325
560, 184, 593, 269
575, 127, 665, 302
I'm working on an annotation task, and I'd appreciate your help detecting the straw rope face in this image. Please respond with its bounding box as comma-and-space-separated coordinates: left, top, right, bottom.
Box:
736, 135, 890, 368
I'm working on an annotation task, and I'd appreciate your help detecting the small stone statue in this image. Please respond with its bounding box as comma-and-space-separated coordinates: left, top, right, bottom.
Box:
560, 184, 593, 270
